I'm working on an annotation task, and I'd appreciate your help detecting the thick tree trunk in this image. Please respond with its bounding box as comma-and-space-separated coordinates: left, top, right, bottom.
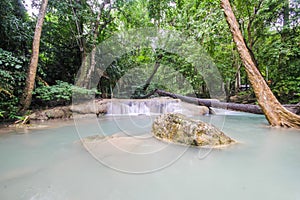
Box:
76, 2, 112, 88
78, 3, 105, 88
221, 0, 300, 128
155, 89, 300, 115
20, 0, 48, 112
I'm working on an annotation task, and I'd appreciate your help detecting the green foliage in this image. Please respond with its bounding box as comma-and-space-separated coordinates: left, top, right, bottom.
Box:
0, 48, 27, 96
0, 69, 14, 97
0, 0, 300, 120
0, 48, 25, 69
33, 81, 99, 106
0, 48, 27, 120
99, 47, 203, 98
273, 77, 300, 104
0, 97, 20, 119
116, 0, 152, 29
0, 0, 32, 54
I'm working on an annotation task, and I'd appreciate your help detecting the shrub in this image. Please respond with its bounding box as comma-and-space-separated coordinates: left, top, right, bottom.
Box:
33, 81, 99, 107
0, 48, 27, 120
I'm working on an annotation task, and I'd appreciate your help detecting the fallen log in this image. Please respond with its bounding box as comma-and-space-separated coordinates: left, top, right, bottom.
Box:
155, 89, 299, 115
284, 103, 300, 115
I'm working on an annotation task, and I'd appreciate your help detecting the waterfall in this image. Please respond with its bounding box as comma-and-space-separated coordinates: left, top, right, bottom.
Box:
106, 98, 187, 116
105, 98, 210, 116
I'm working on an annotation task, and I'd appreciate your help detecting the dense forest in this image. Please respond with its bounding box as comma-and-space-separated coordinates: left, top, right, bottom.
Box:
0, 0, 299, 122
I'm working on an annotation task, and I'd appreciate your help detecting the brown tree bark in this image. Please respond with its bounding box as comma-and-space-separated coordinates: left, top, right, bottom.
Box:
20, 0, 48, 112
221, 0, 300, 128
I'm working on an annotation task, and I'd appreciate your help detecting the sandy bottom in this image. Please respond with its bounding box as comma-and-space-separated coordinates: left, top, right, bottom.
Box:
79, 133, 194, 173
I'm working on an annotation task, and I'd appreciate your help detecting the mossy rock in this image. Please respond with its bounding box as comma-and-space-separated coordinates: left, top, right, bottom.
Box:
152, 113, 236, 147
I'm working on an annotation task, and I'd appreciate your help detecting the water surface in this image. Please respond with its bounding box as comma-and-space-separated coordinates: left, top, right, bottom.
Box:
0, 113, 300, 200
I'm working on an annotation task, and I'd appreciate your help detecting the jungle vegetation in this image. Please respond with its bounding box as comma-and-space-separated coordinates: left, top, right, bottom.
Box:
0, 0, 299, 126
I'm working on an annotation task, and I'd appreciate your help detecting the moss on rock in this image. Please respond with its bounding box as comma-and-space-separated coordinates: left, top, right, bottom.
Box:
152, 113, 236, 147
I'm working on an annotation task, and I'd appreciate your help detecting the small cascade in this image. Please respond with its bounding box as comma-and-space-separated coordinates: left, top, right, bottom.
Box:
106, 98, 184, 116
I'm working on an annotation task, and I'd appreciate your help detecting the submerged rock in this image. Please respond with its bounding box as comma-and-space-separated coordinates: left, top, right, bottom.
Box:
152, 113, 235, 147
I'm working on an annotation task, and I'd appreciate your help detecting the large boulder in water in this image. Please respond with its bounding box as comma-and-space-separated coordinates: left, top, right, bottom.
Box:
152, 113, 236, 147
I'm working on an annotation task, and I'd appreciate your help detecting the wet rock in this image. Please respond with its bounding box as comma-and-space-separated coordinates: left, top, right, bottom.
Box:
180, 102, 209, 116
71, 100, 108, 115
29, 106, 72, 120
152, 113, 235, 147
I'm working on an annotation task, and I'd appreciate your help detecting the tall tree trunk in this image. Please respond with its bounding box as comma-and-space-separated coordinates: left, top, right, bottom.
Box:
76, 1, 111, 88
20, 0, 48, 112
78, 3, 104, 88
221, 0, 300, 128
70, 0, 86, 61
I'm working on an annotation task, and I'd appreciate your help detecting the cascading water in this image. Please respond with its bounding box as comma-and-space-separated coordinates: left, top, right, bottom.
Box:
107, 98, 208, 115
106, 98, 200, 116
